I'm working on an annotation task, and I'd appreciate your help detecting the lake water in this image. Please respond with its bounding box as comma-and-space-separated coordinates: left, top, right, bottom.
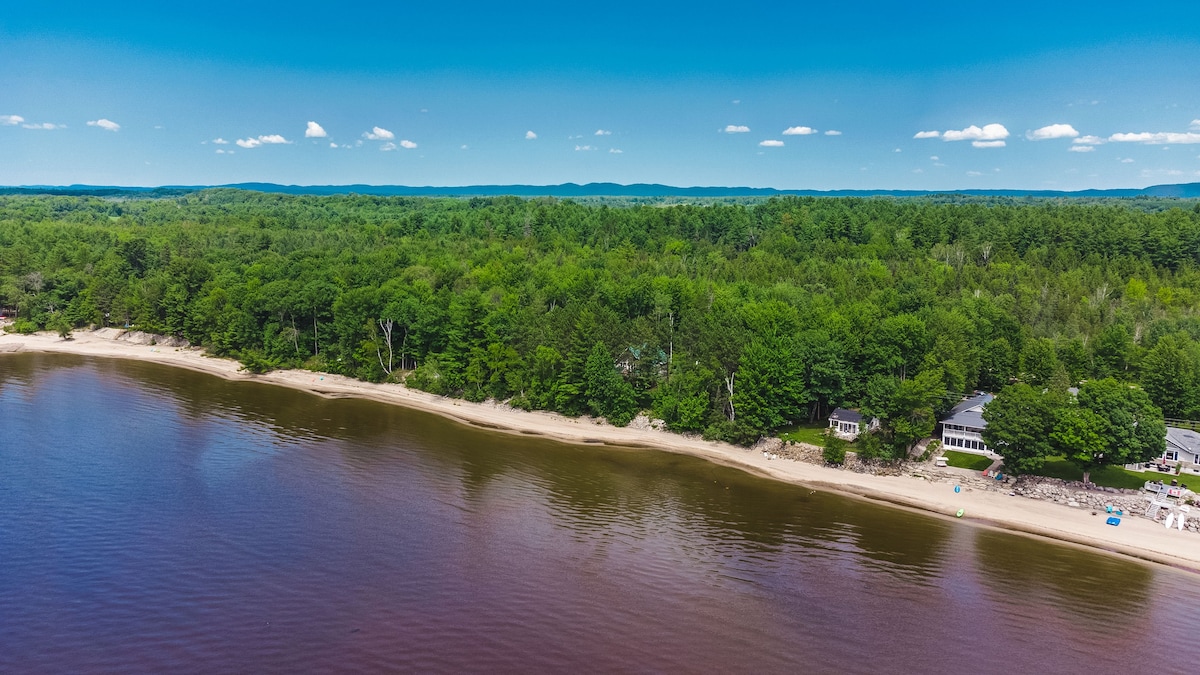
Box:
2, 353, 1199, 674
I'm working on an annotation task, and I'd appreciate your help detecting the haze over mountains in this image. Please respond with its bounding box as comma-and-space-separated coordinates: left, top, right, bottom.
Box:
5, 182, 1200, 199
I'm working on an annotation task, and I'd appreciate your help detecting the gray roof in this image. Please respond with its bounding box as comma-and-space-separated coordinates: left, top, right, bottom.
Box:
1166, 426, 1200, 455
942, 392, 994, 430
829, 407, 864, 424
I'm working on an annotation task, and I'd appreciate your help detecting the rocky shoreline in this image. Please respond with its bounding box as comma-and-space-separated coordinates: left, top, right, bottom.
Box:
754, 437, 1199, 534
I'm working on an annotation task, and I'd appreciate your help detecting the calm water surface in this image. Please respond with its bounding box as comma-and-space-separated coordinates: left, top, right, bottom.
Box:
2, 354, 1199, 674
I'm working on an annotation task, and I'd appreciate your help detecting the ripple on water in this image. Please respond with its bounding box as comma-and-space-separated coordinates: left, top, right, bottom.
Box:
3, 353, 1200, 674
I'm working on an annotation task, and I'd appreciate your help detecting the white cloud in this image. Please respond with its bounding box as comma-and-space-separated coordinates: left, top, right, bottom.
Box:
234, 134, 289, 148
1073, 135, 1104, 145
1026, 124, 1078, 140
399, 139, 417, 149
22, 122, 63, 130
1109, 131, 1200, 144
1068, 145, 1095, 153
575, 145, 594, 151
782, 126, 817, 135
723, 125, 750, 133
966, 170, 983, 176
87, 118, 120, 132
912, 168, 923, 173
380, 142, 397, 151
759, 139, 784, 147
930, 155, 939, 161
1120, 158, 1134, 163
914, 130, 940, 139
329, 142, 337, 148
1191, 119, 1200, 131
609, 148, 623, 154
1, 114, 26, 126
941, 123, 1009, 142
568, 134, 583, 139
595, 129, 612, 136
824, 129, 842, 136
525, 130, 537, 140
364, 126, 394, 141
212, 138, 229, 144
305, 121, 327, 138
461, 144, 469, 150
972, 140, 1006, 148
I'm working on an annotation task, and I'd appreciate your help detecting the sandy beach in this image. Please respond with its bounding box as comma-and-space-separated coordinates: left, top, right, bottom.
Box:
5, 327, 1200, 574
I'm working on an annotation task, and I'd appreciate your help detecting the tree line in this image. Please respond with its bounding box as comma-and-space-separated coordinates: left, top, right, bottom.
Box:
2, 190, 1200, 455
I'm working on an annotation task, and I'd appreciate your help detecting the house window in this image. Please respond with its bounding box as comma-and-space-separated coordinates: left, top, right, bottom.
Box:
1165, 451, 1178, 462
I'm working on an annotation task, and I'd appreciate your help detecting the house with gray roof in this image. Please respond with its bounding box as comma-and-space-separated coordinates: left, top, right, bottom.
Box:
1128, 426, 1200, 478
828, 408, 878, 440
1164, 426, 1200, 468
939, 392, 996, 456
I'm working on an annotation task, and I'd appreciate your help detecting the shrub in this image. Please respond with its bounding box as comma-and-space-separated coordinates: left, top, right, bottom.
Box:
6, 318, 38, 335
855, 431, 886, 462
405, 357, 448, 395
703, 420, 758, 446
823, 435, 848, 466
238, 350, 275, 374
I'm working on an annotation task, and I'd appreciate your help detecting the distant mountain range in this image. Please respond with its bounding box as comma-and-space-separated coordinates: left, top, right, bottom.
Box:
4, 181, 1200, 199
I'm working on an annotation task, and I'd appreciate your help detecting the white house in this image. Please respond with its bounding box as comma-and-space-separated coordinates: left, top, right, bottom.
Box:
940, 392, 995, 456
828, 408, 878, 440
1164, 426, 1200, 469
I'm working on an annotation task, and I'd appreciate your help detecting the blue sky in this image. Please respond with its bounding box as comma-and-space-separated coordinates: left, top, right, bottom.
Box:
2, 1, 1199, 190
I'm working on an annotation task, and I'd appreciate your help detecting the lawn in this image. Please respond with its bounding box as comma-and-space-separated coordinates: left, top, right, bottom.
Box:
1031, 457, 1149, 490
778, 423, 829, 447
942, 450, 993, 471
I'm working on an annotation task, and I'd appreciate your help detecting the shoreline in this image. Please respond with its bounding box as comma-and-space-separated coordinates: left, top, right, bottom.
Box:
5, 328, 1200, 574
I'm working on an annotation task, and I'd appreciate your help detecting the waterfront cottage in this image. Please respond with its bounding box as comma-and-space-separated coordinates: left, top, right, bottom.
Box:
1163, 426, 1200, 473
828, 408, 878, 440
940, 392, 995, 456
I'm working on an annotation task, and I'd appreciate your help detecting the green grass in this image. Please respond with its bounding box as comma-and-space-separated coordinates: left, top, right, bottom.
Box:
942, 450, 994, 471
778, 423, 829, 446
1031, 457, 1149, 490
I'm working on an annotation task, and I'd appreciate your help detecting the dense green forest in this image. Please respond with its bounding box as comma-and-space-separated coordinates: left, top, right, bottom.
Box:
3, 190, 1200, 456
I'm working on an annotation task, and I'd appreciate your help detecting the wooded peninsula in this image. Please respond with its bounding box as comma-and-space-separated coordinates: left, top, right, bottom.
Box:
4, 191, 1200, 469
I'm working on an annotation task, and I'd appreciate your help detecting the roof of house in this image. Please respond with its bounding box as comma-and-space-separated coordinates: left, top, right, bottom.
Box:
942, 392, 994, 430
1166, 426, 1200, 456
829, 407, 864, 424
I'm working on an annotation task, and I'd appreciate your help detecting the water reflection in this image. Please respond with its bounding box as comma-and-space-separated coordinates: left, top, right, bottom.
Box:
4, 352, 1200, 675
974, 529, 1153, 625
